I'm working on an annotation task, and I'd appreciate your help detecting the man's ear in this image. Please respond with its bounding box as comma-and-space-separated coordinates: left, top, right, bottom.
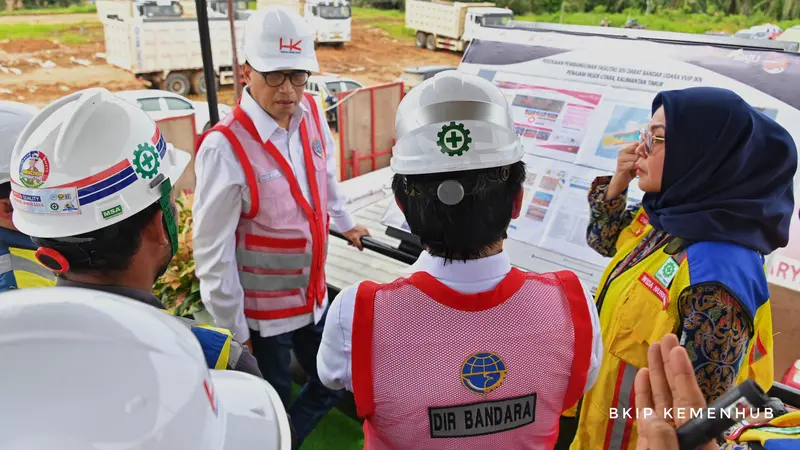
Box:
0, 199, 12, 220
511, 185, 523, 219
143, 209, 168, 246
242, 63, 253, 85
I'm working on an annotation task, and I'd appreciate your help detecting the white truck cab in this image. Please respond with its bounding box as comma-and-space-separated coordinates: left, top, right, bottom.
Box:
462, 7, 513, 41
306, 0, 351, 45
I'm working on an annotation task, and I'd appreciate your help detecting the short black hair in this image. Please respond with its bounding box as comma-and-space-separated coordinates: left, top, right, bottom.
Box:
0, 182, 11, 200
392, 161, 525, 262
32, 201, 162, 275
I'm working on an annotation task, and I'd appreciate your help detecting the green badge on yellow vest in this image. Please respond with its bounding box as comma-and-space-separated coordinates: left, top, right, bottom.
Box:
654, 257, 679, 287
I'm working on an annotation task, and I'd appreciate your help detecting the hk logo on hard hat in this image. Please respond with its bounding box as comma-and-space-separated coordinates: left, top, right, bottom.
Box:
279, 38, 302, 55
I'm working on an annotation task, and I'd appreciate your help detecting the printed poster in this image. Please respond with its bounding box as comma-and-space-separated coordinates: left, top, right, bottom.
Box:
491, 72, 604, 163
507, 154, 571, 246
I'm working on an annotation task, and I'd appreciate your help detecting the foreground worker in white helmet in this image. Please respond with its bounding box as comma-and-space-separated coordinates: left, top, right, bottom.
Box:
0, 287, 292, 450
0, 101, 56, 291
8, 87, 260, 377
193, 6, 369, 443
318, 71, 604, 449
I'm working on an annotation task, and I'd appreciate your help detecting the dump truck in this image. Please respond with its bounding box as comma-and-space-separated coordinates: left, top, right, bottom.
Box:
96, 0, 248, 96
256, 0, 352, 45
405, 0, 513, 52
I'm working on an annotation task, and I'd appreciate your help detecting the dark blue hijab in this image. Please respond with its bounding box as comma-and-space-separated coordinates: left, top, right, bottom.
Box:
642, 87, 797, 255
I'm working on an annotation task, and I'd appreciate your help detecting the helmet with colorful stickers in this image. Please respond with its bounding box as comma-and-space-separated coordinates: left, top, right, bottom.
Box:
0, 101, 39, 184
0, 287, 292, 450
390, 70, 523, 175
9, 88, 188, 269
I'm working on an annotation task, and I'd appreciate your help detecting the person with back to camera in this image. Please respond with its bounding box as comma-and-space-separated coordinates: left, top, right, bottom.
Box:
317, 70, 604, 449
571, 87, 797, 450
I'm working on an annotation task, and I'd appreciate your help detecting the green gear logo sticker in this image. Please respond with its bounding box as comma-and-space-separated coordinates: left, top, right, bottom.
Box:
437, 121, 472, 157
133, 143, 160, 179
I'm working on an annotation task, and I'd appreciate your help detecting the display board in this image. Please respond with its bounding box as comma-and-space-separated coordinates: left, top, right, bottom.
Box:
381, 25, 800, 291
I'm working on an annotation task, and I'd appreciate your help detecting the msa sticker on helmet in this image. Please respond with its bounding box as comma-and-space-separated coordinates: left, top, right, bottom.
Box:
101, 205, 124, 220
438, 122, 472, 157
10, 186, 80, 215
18, 150, 51, 188
279, 37, 302, 55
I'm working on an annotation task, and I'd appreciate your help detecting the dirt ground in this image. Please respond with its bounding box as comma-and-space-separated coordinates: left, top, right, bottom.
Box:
0, 12, 461, 106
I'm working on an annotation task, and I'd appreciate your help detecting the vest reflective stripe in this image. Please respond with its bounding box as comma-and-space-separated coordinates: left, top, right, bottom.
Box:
198, 93, 329, 322
604, 362, 638, 450
572, 229, 773, 450
0, 247, 56, 290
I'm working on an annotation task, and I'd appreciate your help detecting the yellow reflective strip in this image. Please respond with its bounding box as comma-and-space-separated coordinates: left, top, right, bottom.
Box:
195, 323, 232, 369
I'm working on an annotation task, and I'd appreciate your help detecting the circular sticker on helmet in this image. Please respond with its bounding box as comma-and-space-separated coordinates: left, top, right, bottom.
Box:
18, 151, 51, 188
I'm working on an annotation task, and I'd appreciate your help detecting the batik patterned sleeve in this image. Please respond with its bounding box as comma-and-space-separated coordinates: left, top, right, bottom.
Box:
678, 283, 753, 404
586, 175, 638, 258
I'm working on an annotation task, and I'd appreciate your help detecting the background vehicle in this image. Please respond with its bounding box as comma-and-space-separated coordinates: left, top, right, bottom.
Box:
398, 65, 457, 93
306, 74, 363, 127
405, 0, 513, 52
733, 29, 771, 40
96, 0, 247, 96
257, 0, 352, 45
115, 89, 233, 134
777, 26, 800, 48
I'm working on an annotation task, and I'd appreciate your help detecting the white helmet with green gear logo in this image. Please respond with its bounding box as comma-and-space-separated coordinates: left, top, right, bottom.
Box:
391, 71, 524, 204
9, 88, 189, 270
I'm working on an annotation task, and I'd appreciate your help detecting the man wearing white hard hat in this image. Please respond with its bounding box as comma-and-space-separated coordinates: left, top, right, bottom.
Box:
8, 87, 260, 377
193, 6, 368, 442
318, 71, 604, 448
0, 101, 56, 291
0, 287, 292, 450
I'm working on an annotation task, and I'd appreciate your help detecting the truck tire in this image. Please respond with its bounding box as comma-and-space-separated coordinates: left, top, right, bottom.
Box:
415, 31, 427, 48
164, 72, 191, 96
191, 71, 218, 95
426, 34, 437, 51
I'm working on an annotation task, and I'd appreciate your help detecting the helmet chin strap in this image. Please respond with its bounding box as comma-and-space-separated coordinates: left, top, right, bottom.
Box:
151, 174, 179, 259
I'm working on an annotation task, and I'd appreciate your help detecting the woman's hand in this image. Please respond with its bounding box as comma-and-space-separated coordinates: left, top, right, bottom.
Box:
634, 334, 719, 450
607, 143, 640, 200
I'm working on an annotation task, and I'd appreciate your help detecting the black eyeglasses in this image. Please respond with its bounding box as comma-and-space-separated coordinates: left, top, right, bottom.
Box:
640, 127, 666, 155
262, 70, 310, 88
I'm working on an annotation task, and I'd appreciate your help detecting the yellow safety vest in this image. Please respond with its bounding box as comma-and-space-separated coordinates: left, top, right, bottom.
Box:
0, 247, 56, 290
571, 225, 774, 450
725, 410, 800, 449
615, 207, 650, 254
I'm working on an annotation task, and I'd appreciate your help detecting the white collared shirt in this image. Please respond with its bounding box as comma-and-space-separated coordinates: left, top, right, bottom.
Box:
317, 250, 603, 393
193, 89, 356, 342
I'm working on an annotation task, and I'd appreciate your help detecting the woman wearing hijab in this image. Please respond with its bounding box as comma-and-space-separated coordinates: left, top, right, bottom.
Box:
572, 87, 797, 450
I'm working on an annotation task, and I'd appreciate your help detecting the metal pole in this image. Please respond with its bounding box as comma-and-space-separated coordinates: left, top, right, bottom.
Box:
227, 0, 242, 102
195, 0, 220, 125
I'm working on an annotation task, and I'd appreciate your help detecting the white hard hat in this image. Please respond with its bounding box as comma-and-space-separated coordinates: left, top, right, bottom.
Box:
391, 71, 523, 175
242, 6, 320, 73
9, 87, 190, 239
0, 287, 292, 450
0, 101, 39, 184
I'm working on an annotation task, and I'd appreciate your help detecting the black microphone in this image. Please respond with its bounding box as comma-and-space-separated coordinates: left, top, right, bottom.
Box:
676, 379, 771, 449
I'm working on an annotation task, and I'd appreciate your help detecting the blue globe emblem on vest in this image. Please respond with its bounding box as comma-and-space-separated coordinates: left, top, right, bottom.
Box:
460, 352, 507, 396
312, 139, 324, 157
